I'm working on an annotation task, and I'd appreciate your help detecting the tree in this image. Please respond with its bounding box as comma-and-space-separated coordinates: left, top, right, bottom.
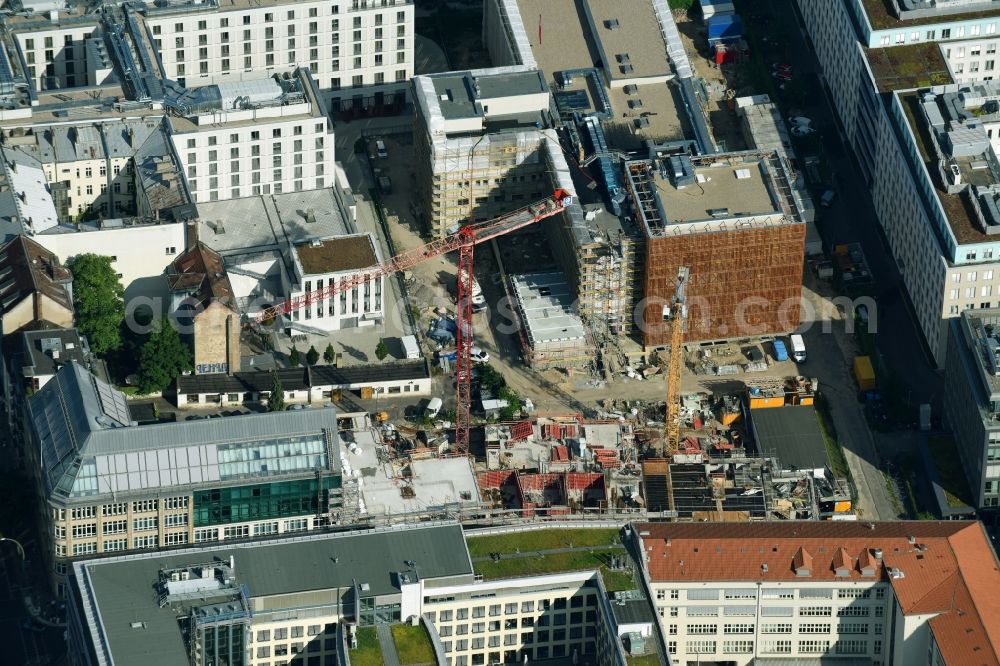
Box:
323, 343, 336, 364
375, 338, 389, 360
289, 346, 301, 367
68, 254, 125, 355
306, 345, 320, 366
135, 320, 192, 394
268, 373, 285, 412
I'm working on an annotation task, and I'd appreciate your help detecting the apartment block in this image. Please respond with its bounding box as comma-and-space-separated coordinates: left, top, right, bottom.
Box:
25, 361, 352, 596
412, 67, 559, 237
943, 308, 1000, 511
140, 0, 413, 110
68, 522, 655, 666
166, 68, 334, 204
796, 0, 1000, 364
625, 150, 805, 348
10, 14, 104, 91
634, 521, 1000, 666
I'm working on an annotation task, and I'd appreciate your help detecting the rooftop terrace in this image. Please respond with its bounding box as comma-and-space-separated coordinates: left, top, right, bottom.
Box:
862, 0, 1000, 29
866, 43, 951, 93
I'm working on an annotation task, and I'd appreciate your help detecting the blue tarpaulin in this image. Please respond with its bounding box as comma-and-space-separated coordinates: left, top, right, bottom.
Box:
707, 14, 743, 44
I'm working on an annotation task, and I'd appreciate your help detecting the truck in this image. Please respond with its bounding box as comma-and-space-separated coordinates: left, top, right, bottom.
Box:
790, 334, 807, 362
401, 334, 420, 360
853, 355, 877, 392
425, 397, 443, 419
772, 339, 789, 362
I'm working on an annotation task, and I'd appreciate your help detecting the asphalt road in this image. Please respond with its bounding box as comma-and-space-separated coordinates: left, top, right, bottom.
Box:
0, 550, 63, 666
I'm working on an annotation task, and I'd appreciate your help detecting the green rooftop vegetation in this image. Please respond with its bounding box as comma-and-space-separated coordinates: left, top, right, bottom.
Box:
928, 435, 974, 508
349, 627, 384, 666
392, 624, 436, 666
626, 655, 662, 666
866, 43, 952, 92
466, 528, 619, 558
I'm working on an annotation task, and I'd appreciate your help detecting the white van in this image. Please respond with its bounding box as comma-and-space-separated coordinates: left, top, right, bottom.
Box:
375, 140, 388, 158
401, 335, 420, 360
790, 334, 807, 362
425, 397, 443, 419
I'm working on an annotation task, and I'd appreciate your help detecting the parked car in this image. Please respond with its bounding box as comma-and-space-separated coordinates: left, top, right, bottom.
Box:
470, 347, 490, 364
820, 189, 836, 207
377, 175, 392, 194
855, 304, 870, 328
375, 139, 388, 158
788, 116, 812, 126
791, 125, 815, 137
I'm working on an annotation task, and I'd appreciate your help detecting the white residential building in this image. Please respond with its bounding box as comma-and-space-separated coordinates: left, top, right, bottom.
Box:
140, 0, 414, 111
285, 234, 384, 332
166, 68, 335, 203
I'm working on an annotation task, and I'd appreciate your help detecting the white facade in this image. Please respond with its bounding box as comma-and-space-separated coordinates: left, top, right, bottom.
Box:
168, 73, 335, 203
648, 579, 890, 665
142, 0, 414, 108
14, 23, 99, 91
286, 235, 384, 332
35, 222, 187, 302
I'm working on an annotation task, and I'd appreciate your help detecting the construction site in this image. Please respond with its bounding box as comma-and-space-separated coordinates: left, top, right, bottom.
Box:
626, 149, 807, 348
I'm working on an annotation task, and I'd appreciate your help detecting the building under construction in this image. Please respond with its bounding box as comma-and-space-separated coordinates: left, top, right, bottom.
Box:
412, 67, 562, 237
625, 149, 806, 348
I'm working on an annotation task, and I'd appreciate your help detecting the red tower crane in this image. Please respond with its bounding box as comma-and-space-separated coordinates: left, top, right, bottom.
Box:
252, 188, 575, 453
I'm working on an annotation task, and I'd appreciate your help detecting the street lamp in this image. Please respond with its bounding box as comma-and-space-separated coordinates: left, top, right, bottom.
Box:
0, 536, 25, 561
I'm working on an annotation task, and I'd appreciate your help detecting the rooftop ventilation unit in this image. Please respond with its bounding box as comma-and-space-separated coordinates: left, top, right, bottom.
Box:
616, 53, 631, 64
620, 65, 634, 75
604, 19, 620, 29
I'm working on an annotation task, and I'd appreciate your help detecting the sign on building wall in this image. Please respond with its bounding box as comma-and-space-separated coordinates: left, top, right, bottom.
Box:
196, 363, 228, 375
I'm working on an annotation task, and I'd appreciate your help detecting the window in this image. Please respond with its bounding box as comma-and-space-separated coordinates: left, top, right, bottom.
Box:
103, 520, 127, 535
686, 624, 717, 635
799, 639, 830, 653
164, 532, 188, 546
836, 639, 868, 654
951, 289, 960, 300
839, 623, 869, 634
72, 523, 97, 538
723, 640, 754, 654
799, 623, 831, 634
164, 513, 188, 528
104, 538, 127, 552
73, 542, 97, 556
102, 503, 127, 516
134, 535, 157, 549
132, 500, 158, 513
133, 517, 158, 532
760, 624, 792, 634
837, 589, 871, 599
72, 507, 97, 520
685, 640, 716, 655
800, 607, 832, 617
838, 606, 871, 617
164, 497, 189, 510
762, 588, 795, 599
723, 623, 755, 634
223, 525, 249, 539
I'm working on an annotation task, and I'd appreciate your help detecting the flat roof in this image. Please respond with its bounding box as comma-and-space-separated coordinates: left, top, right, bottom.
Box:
510, 272, 588, 345
294, 234, 379, 275
861, 0, 1000, 29
955, 308, 1000, 397
197, 188, 353, 256
583, 0, 670, 80
22, 328, 87, 377
605, 83, 686, 150
866, 43, 951, 93
653, 157, 778, 224
430, 69, 548, 120
514, 0, 598, 82
75, 522, 473, 666
899, 91, 988, 245
750, 404, 829, 473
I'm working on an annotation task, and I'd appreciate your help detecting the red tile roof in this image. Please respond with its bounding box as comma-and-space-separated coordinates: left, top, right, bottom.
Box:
635, 521, 1000, 666
166, 241, 235, 311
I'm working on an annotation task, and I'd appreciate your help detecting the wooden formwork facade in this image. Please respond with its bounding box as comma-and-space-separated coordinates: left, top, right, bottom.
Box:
642, 223, 806, 347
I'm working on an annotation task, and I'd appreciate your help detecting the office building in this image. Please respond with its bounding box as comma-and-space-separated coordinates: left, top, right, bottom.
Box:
944, 307, 1000, 512
625, 150, 805, 348
25, 361, 352, 596
796, 0, 1000, 364
69, 522, 659, 666
286, 234, 384, 333
634, 520, 1000, 666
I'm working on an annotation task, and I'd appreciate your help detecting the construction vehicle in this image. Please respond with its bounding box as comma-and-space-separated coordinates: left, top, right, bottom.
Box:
251, 189, 575, 453
372, 411, 390, 424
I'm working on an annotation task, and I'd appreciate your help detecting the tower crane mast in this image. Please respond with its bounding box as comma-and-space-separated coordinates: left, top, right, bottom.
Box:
251, 189, 575, 454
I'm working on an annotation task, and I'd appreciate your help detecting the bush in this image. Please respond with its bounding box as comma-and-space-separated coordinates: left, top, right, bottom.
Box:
67, 254, 125, 355
135, 320, 192, 395
306, 345, 320, 366
375, 338, 389, 361
289, 346, 301, 367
